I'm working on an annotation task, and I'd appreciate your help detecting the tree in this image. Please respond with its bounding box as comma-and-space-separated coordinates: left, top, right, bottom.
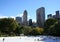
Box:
45, 18, 57, 28
21, 26, 32, 35
15, 26, 32, 36
48, 22, 60, 36
29, 27, 44, 36
15, 26, 23, 35
0, 18, 18, 33
44, 18, 58, 34
54, 22, 60, 36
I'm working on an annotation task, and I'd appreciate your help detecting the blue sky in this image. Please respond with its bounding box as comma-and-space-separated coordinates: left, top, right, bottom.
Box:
0, 0, 60, 21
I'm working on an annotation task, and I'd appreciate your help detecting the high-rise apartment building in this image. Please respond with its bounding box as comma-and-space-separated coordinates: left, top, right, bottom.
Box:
29, 19, 32, 26
56, 10, 60, 19
36, 7, 45, 27
53, 15, 56, 18
48, 14, 52, 19
16, 17, 22, 24
23, 10, 27, 26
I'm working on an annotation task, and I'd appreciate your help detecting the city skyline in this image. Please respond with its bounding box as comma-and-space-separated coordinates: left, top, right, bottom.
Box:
0, 0, 60, 22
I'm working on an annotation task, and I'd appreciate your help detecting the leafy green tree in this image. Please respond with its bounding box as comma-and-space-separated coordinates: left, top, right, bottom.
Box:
0, 18, 18, 33
29, 27, 44, 36
45, 18, 57, 28
44, 18, 58, 34
54, 22, 60, 36
15, 26, 32, 36
21, 26, 32, 35
15, 26, 23, 35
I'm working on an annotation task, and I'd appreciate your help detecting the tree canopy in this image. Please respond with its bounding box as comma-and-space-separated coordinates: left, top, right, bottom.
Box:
0, 18, 18, 33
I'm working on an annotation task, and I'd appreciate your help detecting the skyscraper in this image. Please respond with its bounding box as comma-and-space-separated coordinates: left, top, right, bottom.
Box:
23, 10, 27, 26
36, 7, 45, 27
29, 19, 32, 26
53, 15, 56, 19
56, 10, 60, 19
48, 14, 52, 19
16, 17, 22, 25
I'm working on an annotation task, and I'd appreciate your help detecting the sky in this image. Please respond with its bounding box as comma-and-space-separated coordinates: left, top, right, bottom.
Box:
0, 0, 60, 22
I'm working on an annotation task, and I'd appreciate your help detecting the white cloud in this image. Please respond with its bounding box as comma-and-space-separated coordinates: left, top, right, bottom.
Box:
32, 19, 36, 22
20, 13, 23, 17
0, 15, 8, 18
17, 13, 23, 17
0, 13, 33, 21
9, 16, 15, 20
0, 13, 23, 20
0, 14, 16, 20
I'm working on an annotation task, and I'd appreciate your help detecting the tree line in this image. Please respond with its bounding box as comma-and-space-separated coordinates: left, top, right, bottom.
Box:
0, 18, 60, 37
45, 18, 60, 36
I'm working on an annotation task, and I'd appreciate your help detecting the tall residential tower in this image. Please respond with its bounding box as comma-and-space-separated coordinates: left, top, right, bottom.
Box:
36, 7, 45, 27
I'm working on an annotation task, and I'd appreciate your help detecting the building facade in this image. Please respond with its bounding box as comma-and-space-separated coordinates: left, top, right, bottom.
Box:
56, 10, 60, 19
48, 14, 52, 19
53, 15, 56, 18
16, 17, 22, 25
36, 7, 45, 27
29, 19, 32, 26
23, 10, 28, 26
